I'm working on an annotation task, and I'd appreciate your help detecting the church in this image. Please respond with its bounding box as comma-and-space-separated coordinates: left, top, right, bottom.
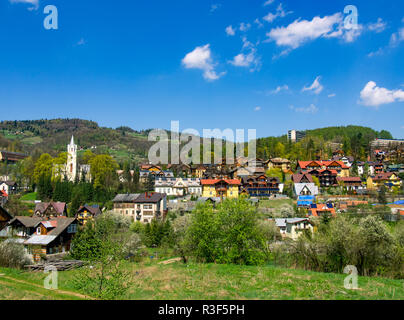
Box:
66, 136, 91, 182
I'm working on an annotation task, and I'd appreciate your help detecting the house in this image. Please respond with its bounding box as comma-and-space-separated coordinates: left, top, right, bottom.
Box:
266, 158, 291, 171
231, 166, 266, 179
75, 205, 102, 225
367, 172, 402, 190
0, 205, 13, 232
191, 165, 207, 178
274, 218, 314, 240
240, 175, 280, 197
154, 177, 202, 196
336, 177, 364, 191
201, 179, 240, 199
24, 217, 78, 262
307, 169, 338, 187
116, 169, 135, 183
297, 160, 350, 177
308, 203, 336, 217
331, 155, 354, 168
139, 166, 174, 183
357, 162, 384, 176
2, 216, 43, 239
34, 202, 67, 218
294, 184, 319, 197
112, 192, 167, 223
0, 181, 18, 195
168, 164, 192, 177
0, 151, 27, 164
292, 173, 313, 184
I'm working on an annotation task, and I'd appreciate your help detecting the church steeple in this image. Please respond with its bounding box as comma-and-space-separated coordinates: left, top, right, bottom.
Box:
70, 135, 74, 146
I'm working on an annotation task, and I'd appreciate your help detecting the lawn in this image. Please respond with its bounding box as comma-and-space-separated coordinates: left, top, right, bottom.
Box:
259, 199, 295, 209
1, 261, 403, 300
20, 192, 37, 201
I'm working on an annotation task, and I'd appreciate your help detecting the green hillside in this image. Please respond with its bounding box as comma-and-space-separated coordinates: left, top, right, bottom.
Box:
1, 262, 403, 300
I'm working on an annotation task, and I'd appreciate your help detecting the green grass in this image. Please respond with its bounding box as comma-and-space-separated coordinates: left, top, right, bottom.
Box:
20, 192, 37, 201
259, 199, 295, 209
1, 261, 403, 300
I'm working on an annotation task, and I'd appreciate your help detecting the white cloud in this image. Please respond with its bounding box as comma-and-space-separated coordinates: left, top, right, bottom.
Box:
225, 25, 236, 36
254, 19, 264, 29
210, 4, 221, 13
263, 3, 292, 23
9, 0, 38, 10
368, 18, 387, 33
360, 81, 404, 107
263, 0, 275, 6
239, 23, 251, 32
267, 13, 362, 51
290, 104, 318, 114
302, 76, 324, 95
328, 93, 336, 98
390, 27, 404, 47
229, 37, 261, 71
182, 44, 225, 81
254, 106, 262, 112
270, 85, 289, 94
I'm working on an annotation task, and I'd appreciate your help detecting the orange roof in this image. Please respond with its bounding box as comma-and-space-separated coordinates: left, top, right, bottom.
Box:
201, 179, 241, 185
0, 190, 8, 197
298, 160, 349, 170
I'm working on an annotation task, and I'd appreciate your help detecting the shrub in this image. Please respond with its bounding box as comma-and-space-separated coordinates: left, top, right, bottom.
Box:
0, 241, 32, 269
186, 200, 269, 265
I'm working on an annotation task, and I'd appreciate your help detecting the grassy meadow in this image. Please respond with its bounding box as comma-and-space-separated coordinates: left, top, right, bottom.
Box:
1, 259, 403, 300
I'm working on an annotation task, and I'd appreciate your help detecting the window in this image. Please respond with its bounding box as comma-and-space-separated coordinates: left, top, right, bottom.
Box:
67, 224, 78, 234
36, 227, 41, 235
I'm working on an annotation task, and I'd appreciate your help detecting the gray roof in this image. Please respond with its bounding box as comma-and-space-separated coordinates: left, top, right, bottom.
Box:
197, 197, 221, 203
9, 216, 43, 228
112, 194, 140, 202
24, 235, 57, 245
274, 218, 311, 228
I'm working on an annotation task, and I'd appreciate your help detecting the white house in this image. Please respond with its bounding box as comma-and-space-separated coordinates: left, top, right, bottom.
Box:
155, 178, 202, 197
274, 218, 314, 240
294, 183, 319, 196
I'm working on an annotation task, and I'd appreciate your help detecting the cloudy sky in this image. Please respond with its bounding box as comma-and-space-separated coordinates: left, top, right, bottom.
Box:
1, 0, 403, 138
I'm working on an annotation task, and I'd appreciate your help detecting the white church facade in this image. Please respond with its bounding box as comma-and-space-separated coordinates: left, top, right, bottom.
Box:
65, 136, 91, 182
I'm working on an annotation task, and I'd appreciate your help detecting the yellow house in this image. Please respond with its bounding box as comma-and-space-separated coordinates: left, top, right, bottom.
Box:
201, 179, 240, 199
367, 172, 402, 190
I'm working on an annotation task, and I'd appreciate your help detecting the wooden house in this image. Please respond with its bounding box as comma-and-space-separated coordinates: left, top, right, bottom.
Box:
240, 175, 280, 197
34, 202, 67, 218
75, 205, 102, 225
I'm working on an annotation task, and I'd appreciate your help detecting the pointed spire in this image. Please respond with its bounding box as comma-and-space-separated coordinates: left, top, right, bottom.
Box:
70, 135, 75, 145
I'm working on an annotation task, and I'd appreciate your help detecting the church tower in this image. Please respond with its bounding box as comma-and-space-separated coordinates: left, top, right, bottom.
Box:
66, 136, 77, 182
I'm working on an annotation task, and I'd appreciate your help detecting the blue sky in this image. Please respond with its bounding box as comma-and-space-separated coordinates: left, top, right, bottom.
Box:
1, 0, 404, 138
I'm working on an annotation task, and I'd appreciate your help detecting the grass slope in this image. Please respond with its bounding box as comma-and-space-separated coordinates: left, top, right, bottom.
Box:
1, 261, 403, 300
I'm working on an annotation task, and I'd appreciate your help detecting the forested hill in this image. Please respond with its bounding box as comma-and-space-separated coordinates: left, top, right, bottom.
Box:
0, 119, 154, 163
0, 120, 394, 164
256, 125, 394, 161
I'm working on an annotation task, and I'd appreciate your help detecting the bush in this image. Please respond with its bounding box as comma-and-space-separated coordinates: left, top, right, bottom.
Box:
0, 241, 32, 269
185, 200, 269, 265
284, 216, 404, 278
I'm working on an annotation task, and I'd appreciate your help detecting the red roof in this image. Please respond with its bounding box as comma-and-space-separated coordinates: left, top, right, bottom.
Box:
0, 190, 8, 197
201, 179, 241, 185
298, 160, 349, 170
373, 172, 394, 181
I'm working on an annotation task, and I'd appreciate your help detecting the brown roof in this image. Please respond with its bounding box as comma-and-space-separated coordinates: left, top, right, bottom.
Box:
77, 205, 102, 217
34, 202, 67, 215
134, 192, 166, 203
292, 173, 313, 183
